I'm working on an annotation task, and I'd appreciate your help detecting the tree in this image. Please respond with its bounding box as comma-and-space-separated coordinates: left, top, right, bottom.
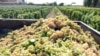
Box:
53, 2, 57, 6
42, 3, 47, 6
59, 3, 64, 6
92, 0, 99, 7
28, 2, 34, 5
48, 3, 53, 6
84, 0, 92, 7
48, 2, 57, 6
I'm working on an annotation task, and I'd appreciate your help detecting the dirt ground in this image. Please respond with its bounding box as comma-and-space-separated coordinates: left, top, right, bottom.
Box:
46, 8, 56, 18
46, 7, 65, 18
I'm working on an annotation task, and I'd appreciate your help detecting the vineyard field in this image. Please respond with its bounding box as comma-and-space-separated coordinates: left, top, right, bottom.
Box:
58, 6, 100, 31
0, 6, 52, 19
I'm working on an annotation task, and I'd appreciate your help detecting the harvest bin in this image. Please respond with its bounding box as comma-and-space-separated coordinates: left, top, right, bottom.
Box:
0, 19, 100, 44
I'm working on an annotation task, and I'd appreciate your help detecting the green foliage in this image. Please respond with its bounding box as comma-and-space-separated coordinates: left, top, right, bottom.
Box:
71, 11, 83, 20
82, 12, 95, 24
0, 6, 52, 19
91, 15, 100, 31
59, 6, 100, 31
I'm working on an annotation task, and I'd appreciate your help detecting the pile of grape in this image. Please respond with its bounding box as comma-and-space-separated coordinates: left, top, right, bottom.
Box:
0, 16, 100, 56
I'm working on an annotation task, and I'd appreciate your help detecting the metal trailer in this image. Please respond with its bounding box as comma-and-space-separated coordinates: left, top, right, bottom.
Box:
0, 19, 100, 44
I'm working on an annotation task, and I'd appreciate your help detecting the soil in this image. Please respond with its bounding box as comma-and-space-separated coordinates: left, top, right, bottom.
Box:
46, 7, 65, 18
46, 8, 56, 18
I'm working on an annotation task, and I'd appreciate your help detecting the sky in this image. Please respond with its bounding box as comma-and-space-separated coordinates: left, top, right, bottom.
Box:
25, 0, 84, 5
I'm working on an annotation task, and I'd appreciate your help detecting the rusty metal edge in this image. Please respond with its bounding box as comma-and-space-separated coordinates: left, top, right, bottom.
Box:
0, 19, 38, 21
0, 19, 99, 33
75, 21, 100, 35
0, 19, 100, 44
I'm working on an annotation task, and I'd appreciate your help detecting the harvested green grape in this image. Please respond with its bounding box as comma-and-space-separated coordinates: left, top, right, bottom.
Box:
0, 16, 100, 56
